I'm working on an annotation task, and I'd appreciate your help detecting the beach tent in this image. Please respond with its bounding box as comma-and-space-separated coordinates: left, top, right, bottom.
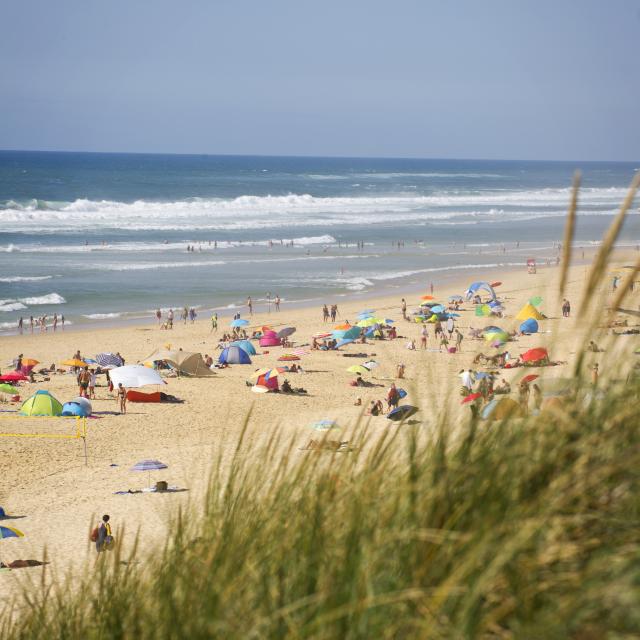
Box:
481, 397, 523, 421
230, 340, 257, 355
254, 374, 279, 391
483, 329, 510, 343
516, 303, 544, 321
144, 349, 215, 376
465, 281, 497, 301
259, 331, 281, 347
62, 397, 92, 417
519, 318, 539, 334
20, 390, 63, 416
218, 345, 252, 365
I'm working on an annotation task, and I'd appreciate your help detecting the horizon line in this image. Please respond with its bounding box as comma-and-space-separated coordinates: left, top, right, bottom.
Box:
1, 148, 638, 166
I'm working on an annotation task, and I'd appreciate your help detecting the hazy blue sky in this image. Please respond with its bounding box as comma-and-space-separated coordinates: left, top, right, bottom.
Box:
1, 0, 638, 160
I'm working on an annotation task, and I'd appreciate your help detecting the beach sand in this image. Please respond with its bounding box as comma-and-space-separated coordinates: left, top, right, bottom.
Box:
0, 255, 637, 604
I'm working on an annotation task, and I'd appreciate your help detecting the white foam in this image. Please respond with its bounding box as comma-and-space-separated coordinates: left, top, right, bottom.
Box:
0, 275, 54, 283
19, 293, 66, 305
0, 188, 633, 232
82, 312, 122, 319
0, 301, 28, 313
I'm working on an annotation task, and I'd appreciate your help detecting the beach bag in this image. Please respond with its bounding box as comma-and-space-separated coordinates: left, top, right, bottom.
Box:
448, 347, 456, 354
90, 526, 99, 542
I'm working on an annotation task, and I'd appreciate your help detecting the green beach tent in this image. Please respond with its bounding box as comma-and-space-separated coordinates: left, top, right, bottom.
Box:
20, 390, 63, 417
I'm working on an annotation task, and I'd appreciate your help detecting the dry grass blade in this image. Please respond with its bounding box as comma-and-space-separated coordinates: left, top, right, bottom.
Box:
558, 171, 580, 301
578, 172, 640, 316
609, 251, 640, 314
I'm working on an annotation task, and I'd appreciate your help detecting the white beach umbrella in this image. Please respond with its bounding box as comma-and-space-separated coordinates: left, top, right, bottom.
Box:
109, 365, 165, 388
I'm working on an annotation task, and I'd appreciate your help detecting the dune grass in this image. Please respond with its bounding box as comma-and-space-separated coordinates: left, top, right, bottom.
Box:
2, 176, 640, 638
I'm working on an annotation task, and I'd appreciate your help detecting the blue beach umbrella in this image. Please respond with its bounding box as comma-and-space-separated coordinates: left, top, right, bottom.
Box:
230, 319, 249, 328
335, 339, 355, 349
343, 326, 362, 340
359, 309, 375, 315
430, 305, 446, 314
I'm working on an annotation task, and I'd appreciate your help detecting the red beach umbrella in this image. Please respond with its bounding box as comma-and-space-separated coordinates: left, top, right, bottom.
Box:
521, 374, 539, 384
461, 392, 482, 404
521, 348, 548, 363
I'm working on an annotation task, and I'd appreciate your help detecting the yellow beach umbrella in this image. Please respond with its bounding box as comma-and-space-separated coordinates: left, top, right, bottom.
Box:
347, 365, 369, 375
356, 317, 383, 328
61, 359, 88, 368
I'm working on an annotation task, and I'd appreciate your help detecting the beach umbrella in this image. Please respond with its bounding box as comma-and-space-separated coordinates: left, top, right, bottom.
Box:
363, 360, 379, 370
278, 354, 300, 362
519, 318, 539, 334
384, 319, 395, 324
387, 405, 418, 421
0, 525, 24, 540
521, 348, 549, 363
347, 365, 369, 375
131, 459, 168, 486
96, 353, 124, 368
61, 358, 88, 368
356, 317, 382, 328
334, 323, 352, 331
421, 295, 434, 301
250, 367, 285, 381
0, 384, 18, 394
359, 309, 376, 315
461, 392, 482, 404
356, 312, 374, 320
335, 339, 355, 349
521, 374, 539, 384
0, 373, 28, 382
313, 332, 332, 339
109, 365, 165, 388
230, 318, 249, 328
343, 326, 362, 340
484, 329, 509, 343
475, 305, 491, 317
448, 295, 464, 302
20, 358, 39, 367
277, 327, 296, 339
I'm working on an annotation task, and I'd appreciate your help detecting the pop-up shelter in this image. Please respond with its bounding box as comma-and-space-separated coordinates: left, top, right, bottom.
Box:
20, 390, 63, 416
516, 303, 544, 321
218, 345, 252, 365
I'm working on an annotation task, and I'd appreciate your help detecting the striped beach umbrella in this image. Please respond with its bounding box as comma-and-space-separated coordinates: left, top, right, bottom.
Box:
0, 525, 24, 540
96, 353, 124, 368
131, 459, 168, 486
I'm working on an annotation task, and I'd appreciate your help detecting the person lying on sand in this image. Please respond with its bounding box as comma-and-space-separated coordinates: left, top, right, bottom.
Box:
0, 560, 48, 569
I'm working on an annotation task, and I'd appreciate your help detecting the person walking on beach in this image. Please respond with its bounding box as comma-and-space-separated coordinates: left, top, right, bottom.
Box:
330, 305, 338, 322
401, 298, 407, 320
61, 315, 65, 330
210, 313, 218, 333
322, 305, 329, 322
455, 329, 463, 352
94, 515, 114, 553
562, 299, 571, 318
89, 369, 97, 400
116, 383, 127, 414
247, 297, 253, 315
78, 367, 91, 398
29, 316, 34, 334
17, 317, 23, 334
275, 295, 281, 311
167, 309, 174, 329
420, 325, 428, 349
189, 307, 196, 323
155, 309, 162, 324
182, 306, 188, 324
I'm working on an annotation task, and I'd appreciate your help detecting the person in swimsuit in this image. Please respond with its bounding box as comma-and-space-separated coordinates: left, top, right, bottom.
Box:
78, 367, 91, 398
116, 383, 127, 414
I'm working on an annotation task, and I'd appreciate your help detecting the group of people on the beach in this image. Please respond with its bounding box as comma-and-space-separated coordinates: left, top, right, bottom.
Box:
17, 314, 65, 334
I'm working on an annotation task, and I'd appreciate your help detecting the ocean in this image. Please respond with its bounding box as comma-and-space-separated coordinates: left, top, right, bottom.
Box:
0, 151, 638, 333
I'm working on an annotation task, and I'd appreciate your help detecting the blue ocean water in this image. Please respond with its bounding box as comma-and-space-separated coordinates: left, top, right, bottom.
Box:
0, 151, 638, 333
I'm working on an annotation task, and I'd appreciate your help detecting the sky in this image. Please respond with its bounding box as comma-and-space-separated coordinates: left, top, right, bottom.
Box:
0, 0, 639, 161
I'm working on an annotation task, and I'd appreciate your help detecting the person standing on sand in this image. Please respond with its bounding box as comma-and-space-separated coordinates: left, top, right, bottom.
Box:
29, 316, 34, 334
322, 305, 329, 322
117, 383, 127, 414
446, 317, 454, 338
211, 313, 218, 333
247, 297, 253, 315
455, 329, 463, 352
401, 298, 407, 320
420, 325, 428, 349
78, 367, 91, 398
61, 314, 65, 330
17, 317, 23, 334
53, 313, 58, 332
331, 305, 338, 322
156, 309, 162, 324
95, 515, 113, 553
275, 295, 280, 311
396, 363, 405, 379
89, 369, 97, 400
168, 309, 174, 329
562, 299, 571, 317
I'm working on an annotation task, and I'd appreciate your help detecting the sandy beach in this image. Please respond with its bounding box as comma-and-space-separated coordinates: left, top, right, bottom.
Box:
0, 253, 637, 604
